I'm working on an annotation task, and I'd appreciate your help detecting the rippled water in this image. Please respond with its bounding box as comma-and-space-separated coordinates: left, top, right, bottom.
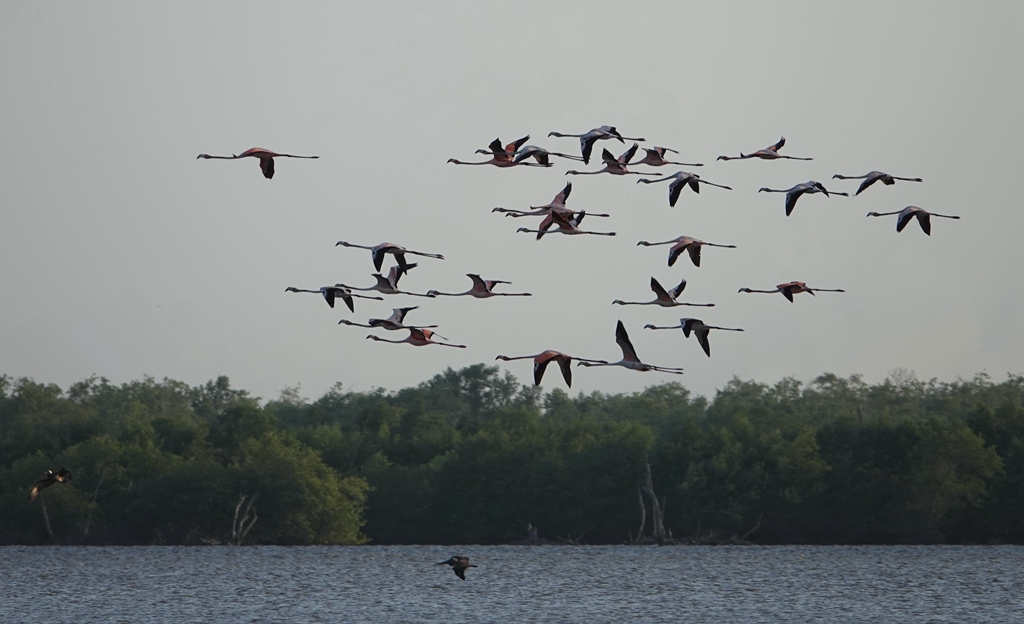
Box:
2, 545, 1022, 623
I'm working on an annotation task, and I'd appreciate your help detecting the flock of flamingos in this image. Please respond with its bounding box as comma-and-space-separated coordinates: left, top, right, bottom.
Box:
198, 128, 959, 389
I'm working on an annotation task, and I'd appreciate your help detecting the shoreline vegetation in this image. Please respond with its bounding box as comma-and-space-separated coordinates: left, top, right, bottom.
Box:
1, 366, 1022, 547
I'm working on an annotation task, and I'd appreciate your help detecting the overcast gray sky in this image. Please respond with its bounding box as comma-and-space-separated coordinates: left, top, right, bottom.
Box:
1, 2, 1021, 401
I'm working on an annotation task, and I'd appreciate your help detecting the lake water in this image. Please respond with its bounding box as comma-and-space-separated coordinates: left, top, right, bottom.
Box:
2, 545, 1022, 623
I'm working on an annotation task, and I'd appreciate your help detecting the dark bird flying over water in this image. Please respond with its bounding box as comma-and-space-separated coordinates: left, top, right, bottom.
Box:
437, 556, 477, 580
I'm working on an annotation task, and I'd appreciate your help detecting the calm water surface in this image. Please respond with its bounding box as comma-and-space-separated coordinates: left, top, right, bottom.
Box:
2, 545, 1022, 623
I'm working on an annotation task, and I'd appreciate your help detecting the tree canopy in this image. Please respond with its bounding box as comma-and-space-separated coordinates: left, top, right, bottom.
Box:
1, 368, 1021, 545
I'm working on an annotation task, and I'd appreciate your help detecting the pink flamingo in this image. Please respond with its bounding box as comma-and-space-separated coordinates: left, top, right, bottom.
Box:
448, 136, 547, 167
427, 274, 531, 298
566, 143, 659, 177
638, 171, 732, 207
577, 321, 685, 375
717, 137, 811, 162
833, 171, 922, 195
612, 277, 715, 308
493, 180, 610, 221
197, 148, 318, 179
515, 210, 616, 238
547, 125, 645, 164
636, 236, 736, 268
513, 145, 584, 166
335, 241, 444, 273
285, 285, 383, 312
366, 328, 466, 348
758, 181, 848, 216
338, 265, 435, 298
644, 318, 744, 357
866, 206, 959, 235
738, 281, 844, 303
338, 306, 437, 331
631, 146, 703, 168
495, 351, 609, 387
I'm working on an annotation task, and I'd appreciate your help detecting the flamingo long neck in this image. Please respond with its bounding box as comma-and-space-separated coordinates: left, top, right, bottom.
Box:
503, 354, 542, 361
372, 336, 407, 344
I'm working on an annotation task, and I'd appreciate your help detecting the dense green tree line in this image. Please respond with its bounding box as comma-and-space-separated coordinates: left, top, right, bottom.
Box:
1, 367, 1022, 545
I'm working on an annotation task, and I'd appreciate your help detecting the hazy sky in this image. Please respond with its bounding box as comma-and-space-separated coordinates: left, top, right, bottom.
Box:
1, 2, 1021, 402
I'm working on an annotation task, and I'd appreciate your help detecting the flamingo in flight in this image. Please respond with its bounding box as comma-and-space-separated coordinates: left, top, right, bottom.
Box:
335, 241, 444, 273
644, 318, 744, 358
493, 182, 612, 217
285, 285, 383, 312
448, 136, 547, 167
366, 328, 466, 348
338, 265, 435, 298
577, 321, 685, 375
513, 145, 584, 166
566, 144, 659, 177
717, 137, 811, 162
866, 206, 960, 235
548, 126, 645, 164
516, 210, 616, 238
338, 306, 437, 331
636, 236, 736, 268
427, 274, 531, 298
495, 351, 609, 388
631, 147, 703, 168
197, 148, 318, 179
832, 171, 923, 196
738, 281, 845, 303
758, 181, 847, 216
613, 277, 715, 308
638, 171, 732, 207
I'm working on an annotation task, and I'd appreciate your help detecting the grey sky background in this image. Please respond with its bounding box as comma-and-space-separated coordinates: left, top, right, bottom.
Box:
1, 2, 1021, 402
